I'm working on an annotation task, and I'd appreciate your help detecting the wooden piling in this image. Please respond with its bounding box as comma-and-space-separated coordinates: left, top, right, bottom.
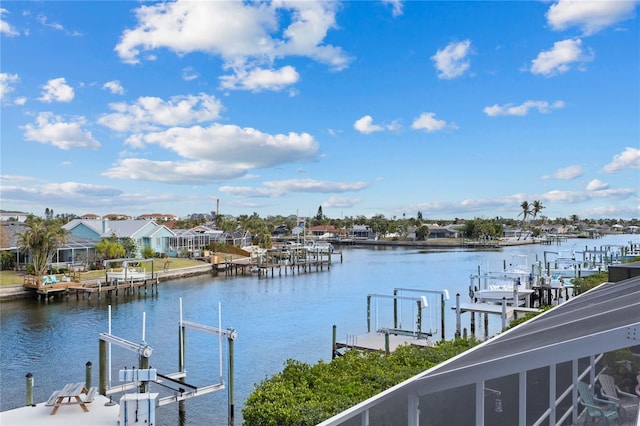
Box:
99, 339, 107, 396
25, 373, 34, 406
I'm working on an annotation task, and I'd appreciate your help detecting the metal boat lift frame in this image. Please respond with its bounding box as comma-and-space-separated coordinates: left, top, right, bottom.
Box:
98, 299, 238, 425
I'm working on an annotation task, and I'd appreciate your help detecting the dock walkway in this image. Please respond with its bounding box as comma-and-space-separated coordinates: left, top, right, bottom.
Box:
0, 395, 118, 426
334, 331, 435, 356
219, 249, 340, 278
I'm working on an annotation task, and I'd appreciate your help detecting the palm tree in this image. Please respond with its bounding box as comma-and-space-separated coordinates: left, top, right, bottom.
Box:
517, 201, 532, 240
17, 215, 68, 277
518, 201, 531, 225
531, 200, 545, 225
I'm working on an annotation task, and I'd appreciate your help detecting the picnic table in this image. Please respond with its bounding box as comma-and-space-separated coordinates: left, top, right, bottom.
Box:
45, 382, 97, 415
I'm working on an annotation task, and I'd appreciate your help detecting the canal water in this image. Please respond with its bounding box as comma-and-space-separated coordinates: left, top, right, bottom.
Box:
0, 234, 636, 425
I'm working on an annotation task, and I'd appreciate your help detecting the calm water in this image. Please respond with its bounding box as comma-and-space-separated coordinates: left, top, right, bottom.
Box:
0, 234, 636, 424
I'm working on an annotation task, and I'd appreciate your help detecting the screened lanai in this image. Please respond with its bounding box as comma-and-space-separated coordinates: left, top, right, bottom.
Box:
50, 236, 96, 268
319, 273, 640, 426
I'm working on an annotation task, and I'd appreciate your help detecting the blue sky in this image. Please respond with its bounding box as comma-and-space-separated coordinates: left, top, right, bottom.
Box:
1, 1, 638, 221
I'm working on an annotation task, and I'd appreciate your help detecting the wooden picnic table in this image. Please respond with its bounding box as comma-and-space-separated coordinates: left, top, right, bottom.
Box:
46, 382, 97, 415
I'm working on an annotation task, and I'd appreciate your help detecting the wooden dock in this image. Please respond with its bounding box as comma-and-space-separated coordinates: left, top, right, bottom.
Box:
333, 331, 435, 357
217, 248, 341, 278
23, 275, 159, 301
452, 300, 541, 338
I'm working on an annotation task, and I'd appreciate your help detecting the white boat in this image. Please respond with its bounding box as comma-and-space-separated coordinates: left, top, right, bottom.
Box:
305, 240, 334, 253
106, 267, 147, 282
470, 255, 535, 307
544, 249, 604, 278
471, 276, 535, 307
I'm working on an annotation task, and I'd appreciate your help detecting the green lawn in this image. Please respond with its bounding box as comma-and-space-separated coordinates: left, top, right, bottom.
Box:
0, 258, 213, 287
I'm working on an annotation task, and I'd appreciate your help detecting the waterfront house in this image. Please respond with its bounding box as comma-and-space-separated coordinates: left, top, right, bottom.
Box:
167, 225, 225, 257
349, 225, 374, 239
0, 221, 26, 267
63, 218, 175, 257
0, 221, 97, 270
427, 225, 460, 239
272, 224, 290, 238
227, 229, 252, 247
309, 225, 341, 238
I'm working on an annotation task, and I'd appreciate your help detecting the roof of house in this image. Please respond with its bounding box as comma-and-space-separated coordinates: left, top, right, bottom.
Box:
309, 225, 337, 231
80, 213, 101, 219
0, 221, 25, 249
63, 219, 175, 239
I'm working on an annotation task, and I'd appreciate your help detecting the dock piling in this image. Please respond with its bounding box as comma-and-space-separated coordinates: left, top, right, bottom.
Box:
25, 373, 34, 407
455, 293, 461, 338
85, 361, 92, 389
332, 325, 337, 359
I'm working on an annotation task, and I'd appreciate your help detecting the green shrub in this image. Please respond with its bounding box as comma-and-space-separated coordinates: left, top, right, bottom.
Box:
572, 271, 608, 295
242, 338, 480, 425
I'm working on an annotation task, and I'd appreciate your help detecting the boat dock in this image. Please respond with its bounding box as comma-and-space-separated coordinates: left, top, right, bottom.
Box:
0, 394, 119, 426
452, 296, 541, 339
18, 264, 213, 301
217, 247, 340, 278
23, 274, 159, 301
333, 330, 435, 357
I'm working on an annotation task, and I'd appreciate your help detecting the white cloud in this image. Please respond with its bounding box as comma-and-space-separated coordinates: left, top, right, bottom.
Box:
411, 112, 447, 132
37, 14, 64, 31
219, 65, 300, 92
104, 159, 249, 183
0, 8, 19, 36
114, 1, 350, 91
23, 112, 101, 150
182, 67, 199, 81
103, 80, 125, 95
0, 174, 37, 183
39, 77, 74, 103
263, 179, 369, 193
540, 190, 590, 203
586, 179, 609, 191
601, 147, 640, 173
585, 205, 640, 219
137, 124, 317, 162
0, 73, 19, 101
541, 185, 635, 203
543, 165, 584, 180
220, 179, 369, 198
382, 0, 404, 17
98, 93, 223, 132
484, 100, 565, 116
0, 183, 120, 203
354, 115, 384, 134
546, 0, 638, 35
431, 40, 472, 80
587, 187, 635, 198
530, 38, 593, 77
323, 196, 361, 208
104, 125, 319, 183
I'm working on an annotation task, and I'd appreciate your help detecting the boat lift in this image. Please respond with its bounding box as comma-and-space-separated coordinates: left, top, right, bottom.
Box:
367, 293, 432, 339
98, 299, 238, 425
393, 288, 449, 340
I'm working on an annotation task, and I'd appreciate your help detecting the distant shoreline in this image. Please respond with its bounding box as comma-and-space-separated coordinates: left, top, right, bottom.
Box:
334, 238, 537, 248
